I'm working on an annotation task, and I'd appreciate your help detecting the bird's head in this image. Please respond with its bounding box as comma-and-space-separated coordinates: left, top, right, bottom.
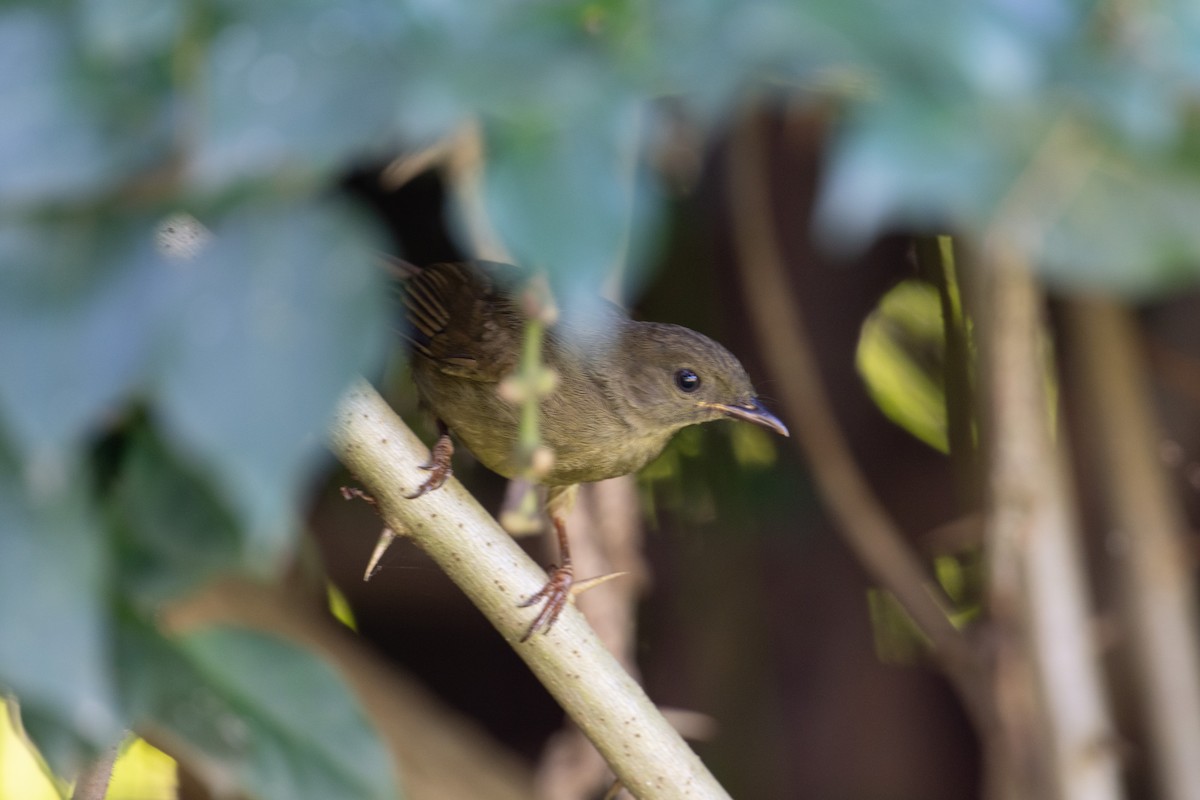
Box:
614, 322, 789, 439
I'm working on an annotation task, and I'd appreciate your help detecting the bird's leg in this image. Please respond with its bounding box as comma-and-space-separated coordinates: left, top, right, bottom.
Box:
406, 420, 454, 499
518, 512, 575, 642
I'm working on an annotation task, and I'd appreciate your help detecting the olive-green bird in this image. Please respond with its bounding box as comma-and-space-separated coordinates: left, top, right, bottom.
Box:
399, 260, 788, 640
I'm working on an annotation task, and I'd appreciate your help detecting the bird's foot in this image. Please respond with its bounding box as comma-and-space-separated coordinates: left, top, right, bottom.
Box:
340, 486, 378, 506
517, 567, 629, 641
518, 564, 575, 642
406, 432, 454, 499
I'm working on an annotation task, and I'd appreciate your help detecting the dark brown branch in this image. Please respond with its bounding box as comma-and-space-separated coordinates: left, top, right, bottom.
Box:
726, 109, 985, 718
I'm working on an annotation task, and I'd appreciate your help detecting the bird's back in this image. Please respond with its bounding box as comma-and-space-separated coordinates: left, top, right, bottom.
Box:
403, 260, 527, 381
402, 261, 672, 484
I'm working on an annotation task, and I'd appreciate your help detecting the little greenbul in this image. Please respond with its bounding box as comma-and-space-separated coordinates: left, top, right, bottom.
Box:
399, 259, 788, 641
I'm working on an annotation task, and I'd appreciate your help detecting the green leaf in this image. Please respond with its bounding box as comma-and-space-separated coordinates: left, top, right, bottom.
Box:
194, 0, 441, 187
1037, 153, 1200, 296
110, 426, 242, 608
0, 8, 114, 204
856, 280, 949, 453
78, 0, 185, 61
480, 105, 662, 304
13, 704, 98, 787
0, 214, 166, 459
815, 92, 1046, 247
153, 198, 389, 554
0, 6, 174, 205
0, 447, 122, 760
119, 621, 399, 800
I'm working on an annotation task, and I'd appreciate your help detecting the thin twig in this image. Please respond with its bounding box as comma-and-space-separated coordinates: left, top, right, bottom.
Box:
70, 743, 120, 800
329, 381, 732, 800
1060, 297, 1200, 800
914, 236, 981, 507
726, 108, 985, 718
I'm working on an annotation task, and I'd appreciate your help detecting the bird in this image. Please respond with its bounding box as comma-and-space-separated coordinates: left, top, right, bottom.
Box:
397, 259, 789, 641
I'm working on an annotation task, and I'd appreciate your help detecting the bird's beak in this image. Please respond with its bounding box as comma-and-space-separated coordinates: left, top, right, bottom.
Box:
711, 399, 790, 437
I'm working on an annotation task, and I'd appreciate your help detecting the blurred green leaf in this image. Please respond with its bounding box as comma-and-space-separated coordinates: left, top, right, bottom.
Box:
106, 736, 178, 800
867, 588, 929, 665
153, 198, 389, 552
325, 583, 358, 632
728, 423, 777, 469
13, 705, 99, 789
1037, 147, 1200, 295
0, 702, 71, 800
856, 280, 949, 452
480, 105, 660, 304
0, 448, 122, 762
110, 427, 242, 608
79, 0, 185, 61
816, 92, 1047, 248
119, 621, 399, 800
194, 0, 442, 187
0, 6, 173, 205
0, 214, 165, 458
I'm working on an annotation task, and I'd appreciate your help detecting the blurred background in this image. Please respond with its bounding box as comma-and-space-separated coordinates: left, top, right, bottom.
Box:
3, 1, 1200, 799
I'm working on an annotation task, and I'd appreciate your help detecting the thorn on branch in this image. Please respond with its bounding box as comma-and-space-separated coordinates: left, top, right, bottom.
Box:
364, 528, 399, 582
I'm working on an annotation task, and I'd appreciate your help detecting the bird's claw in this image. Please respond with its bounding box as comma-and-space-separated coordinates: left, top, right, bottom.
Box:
405, 463, 452, 499
340, 486, 377, 506
405, 433, 454, 499
517, 568, 628, 641
518, 564, 574, 642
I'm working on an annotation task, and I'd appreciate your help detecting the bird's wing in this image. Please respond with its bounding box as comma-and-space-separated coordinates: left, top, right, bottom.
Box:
403, 260, 527, 382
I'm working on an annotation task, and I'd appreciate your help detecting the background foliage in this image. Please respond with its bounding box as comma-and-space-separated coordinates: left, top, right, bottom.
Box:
3, 0, 1199, 798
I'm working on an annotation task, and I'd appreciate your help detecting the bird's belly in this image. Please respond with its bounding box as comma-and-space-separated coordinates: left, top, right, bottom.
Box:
412, 368, 523, 477
536, 431, 666, 485
413, 364, 670, 486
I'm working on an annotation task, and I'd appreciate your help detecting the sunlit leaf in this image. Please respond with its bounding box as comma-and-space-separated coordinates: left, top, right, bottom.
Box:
0, 703, 67, 800
856, 280, 949, 452
326, 583, 358, 632
106, 737, 177, 800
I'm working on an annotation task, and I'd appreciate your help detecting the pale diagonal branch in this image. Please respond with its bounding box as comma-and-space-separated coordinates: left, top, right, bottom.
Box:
329, 381, 731, 800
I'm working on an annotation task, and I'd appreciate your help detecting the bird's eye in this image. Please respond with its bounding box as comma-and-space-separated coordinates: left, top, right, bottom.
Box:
674, 369, 701, 393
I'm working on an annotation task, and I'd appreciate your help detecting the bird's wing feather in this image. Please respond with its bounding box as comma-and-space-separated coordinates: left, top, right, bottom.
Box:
403, 261, 526, 382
